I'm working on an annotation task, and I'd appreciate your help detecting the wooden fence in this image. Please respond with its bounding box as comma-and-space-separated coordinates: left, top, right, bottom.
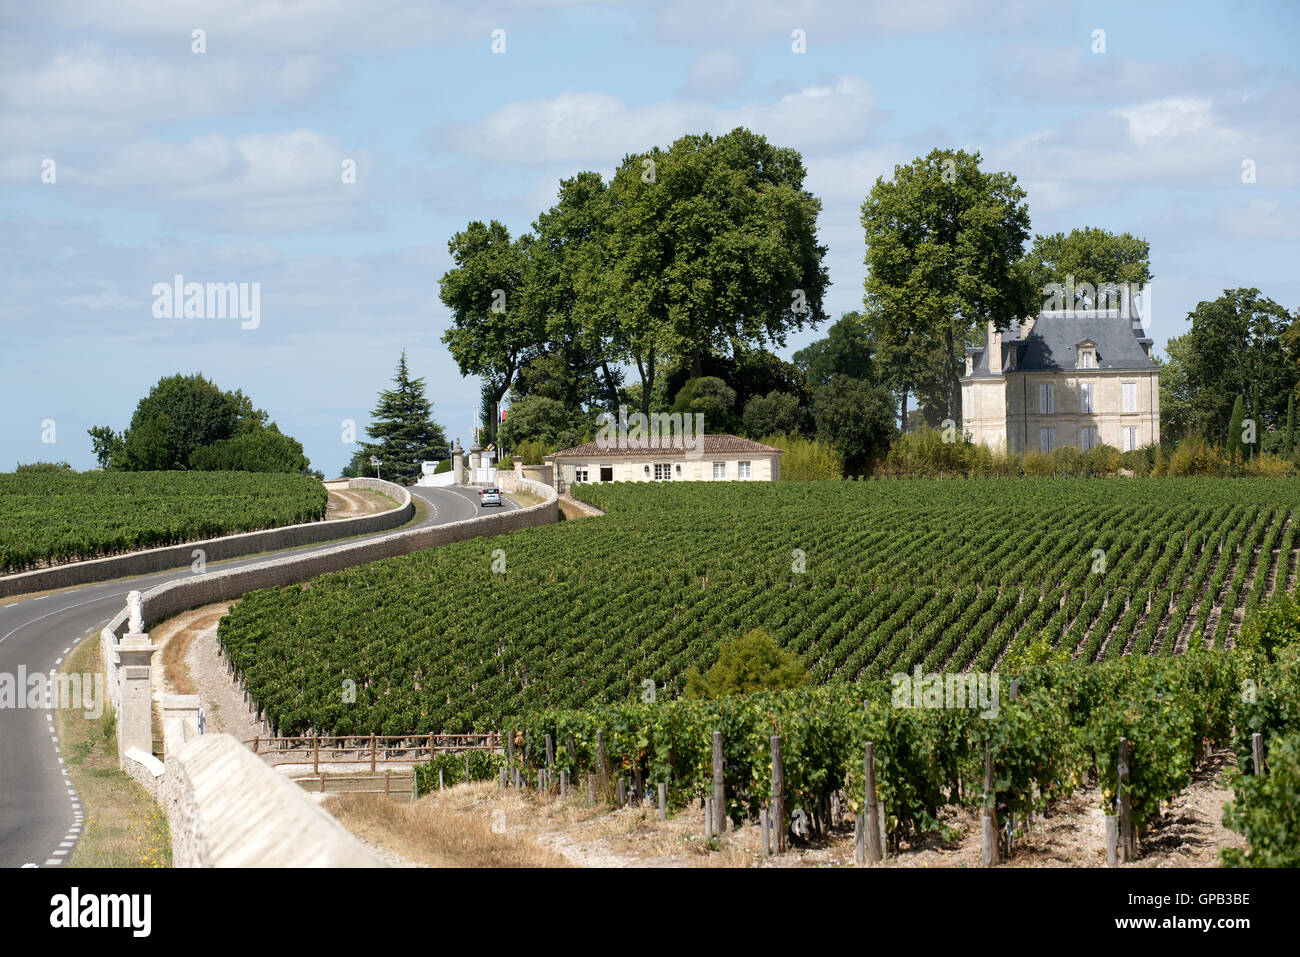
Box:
245, 732, 501, 771
296, 770, 417, 804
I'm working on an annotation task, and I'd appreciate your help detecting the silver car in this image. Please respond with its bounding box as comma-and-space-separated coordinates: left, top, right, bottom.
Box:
479, 487, 502, 507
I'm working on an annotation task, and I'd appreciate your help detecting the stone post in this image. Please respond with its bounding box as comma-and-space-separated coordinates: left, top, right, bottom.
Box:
116, 633, 158, 766
514, 455, 524, 477
469, 444, 482, 483
162, 694, 202, 763
452, 439, 464, 485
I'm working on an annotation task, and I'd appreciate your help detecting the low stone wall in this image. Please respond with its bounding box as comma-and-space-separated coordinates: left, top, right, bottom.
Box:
163, 733, 385, 867
100, 478, 558, 709
0, 478, 414, 599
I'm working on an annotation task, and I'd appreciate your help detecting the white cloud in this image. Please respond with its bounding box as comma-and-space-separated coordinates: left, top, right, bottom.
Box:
680, 50, 750, 99
1219, 198, 1300, 240
447, 75, 878, 163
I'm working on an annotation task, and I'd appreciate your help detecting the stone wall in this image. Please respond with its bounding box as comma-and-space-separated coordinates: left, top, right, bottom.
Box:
1, 478, 414, 599
162, 732, 386, 867
100, 477, 558, 709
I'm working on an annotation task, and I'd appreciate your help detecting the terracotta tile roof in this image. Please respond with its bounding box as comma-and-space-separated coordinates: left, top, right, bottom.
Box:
547, 434, 784, 458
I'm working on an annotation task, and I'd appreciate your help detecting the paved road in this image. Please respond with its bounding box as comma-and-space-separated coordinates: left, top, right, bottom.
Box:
0, 484, 516, 868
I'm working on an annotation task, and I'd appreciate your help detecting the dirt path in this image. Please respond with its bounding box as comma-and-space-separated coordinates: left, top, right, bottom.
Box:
325, 489, 394, 521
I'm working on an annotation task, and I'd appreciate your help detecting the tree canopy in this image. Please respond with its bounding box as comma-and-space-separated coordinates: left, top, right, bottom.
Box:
357, 352, 448, 484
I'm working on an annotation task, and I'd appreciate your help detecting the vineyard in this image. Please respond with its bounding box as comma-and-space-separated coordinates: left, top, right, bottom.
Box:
0, 470, 328, 573
216, 478, 1300, 736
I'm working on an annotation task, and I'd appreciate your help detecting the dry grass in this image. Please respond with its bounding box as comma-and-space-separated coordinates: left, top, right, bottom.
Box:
324, 786, 572, 867
57, 630, 172, 867
153, 602, 233, 696
506, 489, 544, 508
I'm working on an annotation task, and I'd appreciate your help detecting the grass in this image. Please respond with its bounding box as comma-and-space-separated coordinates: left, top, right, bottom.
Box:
324, 785, 572, 867
506, 489, 544, 508
57, 629, 172, 867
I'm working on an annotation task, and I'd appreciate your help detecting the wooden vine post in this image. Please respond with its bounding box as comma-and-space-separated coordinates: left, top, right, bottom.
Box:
771, 735, 786, 853
596, 730, 608, 797
865, 741, 882, 863
980, 741, 998, 866
1252, 732, 1265, 777
1117, 737, 1134, 862
711, 730, 726, 834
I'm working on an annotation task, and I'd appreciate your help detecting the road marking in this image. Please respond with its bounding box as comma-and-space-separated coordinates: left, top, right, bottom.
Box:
33, 595, 48, 601
44, 859, 61, 866
22, 862, 36, 868
53, 849, 67, 856
59, 841, 73, 848
0, 590, 128, 644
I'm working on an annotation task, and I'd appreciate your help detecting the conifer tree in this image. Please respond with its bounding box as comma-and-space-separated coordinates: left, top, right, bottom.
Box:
361, 352, 448, 483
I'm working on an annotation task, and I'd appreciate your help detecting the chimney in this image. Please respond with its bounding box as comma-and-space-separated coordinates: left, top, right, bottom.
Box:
986, 321, 1003, 375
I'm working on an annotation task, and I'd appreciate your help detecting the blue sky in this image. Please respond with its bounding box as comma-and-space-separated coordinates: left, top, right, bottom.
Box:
2, 0, 1297, 475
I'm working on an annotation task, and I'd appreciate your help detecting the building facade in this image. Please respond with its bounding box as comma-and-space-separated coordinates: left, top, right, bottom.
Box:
547, 434, 783, 485
961, 309, 1160, 454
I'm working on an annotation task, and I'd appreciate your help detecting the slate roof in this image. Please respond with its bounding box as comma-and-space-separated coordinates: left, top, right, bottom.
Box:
547, 434, 784, 458
965, 309, 1157, 378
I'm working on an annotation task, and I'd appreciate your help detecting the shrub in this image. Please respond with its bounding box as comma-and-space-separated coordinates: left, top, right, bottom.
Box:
1221, 731, 1300, 867
761, 433, 841, 480
415, 751, 509, 794
1243, 452, 1294, 477
685, 629, 809, 699
1168, 436, 1225, 476
1237, 590, 1300, 662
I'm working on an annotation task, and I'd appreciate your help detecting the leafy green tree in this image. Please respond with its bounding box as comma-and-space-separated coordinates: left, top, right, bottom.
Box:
1156, 335, 1197, 442
792, 312, 876, 387
814, 374, 898, 474
519, 171, 622, 413
1022, 227, 1152, 307
1183, 289, 1296, 442
861, 148, 1036, 426
91, 373, 271, 471
578, 128, 828, 416
440, 220, 539, 446
1227, 395, 1246, 461
684, 629, 808, 699
360, 352, 448, 484
189, 426, 310, 473
742, 391, 808, 438
1287, 393, 1296, 457
671, 377, 739, 433
498, 395, 587, 454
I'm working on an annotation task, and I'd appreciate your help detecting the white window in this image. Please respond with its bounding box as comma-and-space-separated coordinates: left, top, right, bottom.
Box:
738, 461, 752, 479
1040, 429, 1055, 452
1123, 427, 1138, 452
1080, 427, 1097, 451
1079, 382, 1095, 414
653, 463, 672, 481
573, 467, 588, 483
1078, 348, 1096, 369
712, 462, 727, 480
1122, 382, 1137, 414
1039, 383, 1054, 415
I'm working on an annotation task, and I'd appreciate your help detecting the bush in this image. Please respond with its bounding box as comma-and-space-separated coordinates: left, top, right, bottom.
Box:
1243, 452, 1295, 477
1168, 435, 1225, 476
13, 461, 73, 473
189, 426, 311, 473
1238, 590, 1300, 662
743, 391, 808, 438
415, 751, 509, 795
512, 438, 553, 464
685, 629, 808, 699
761, 433, 841, 480
1221, 731, 1300, 867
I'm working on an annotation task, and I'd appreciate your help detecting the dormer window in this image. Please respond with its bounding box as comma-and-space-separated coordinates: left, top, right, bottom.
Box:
1077, 341, 1097, 369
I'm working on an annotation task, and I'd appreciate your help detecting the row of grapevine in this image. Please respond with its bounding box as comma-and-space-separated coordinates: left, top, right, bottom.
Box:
513, 647, 1300, 851
216, 478, 1300, 737
0, 470, 328, 573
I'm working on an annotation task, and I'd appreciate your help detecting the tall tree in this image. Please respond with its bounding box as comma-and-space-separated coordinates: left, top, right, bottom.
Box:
1156, 335, 1197, 443
861, 148, 1036, 426
814, 374, 897, 474
1022, 227, 1152, 308
1182, 289, 1296, 442
440, 220, 538, 445
578, 128, 828, 416
520, 171, 622, 414
361, 352, 448, 484
1227, 395, 1246, 461
792, 312, 876, 387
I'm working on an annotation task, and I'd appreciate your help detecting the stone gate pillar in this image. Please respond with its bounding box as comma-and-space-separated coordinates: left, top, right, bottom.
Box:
117, 633, 158, 765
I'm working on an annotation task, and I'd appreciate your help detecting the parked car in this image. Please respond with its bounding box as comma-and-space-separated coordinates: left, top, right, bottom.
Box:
479, 487, 502, 506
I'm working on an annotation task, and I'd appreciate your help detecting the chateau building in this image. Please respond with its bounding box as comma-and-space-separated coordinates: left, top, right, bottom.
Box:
961, 308, 1160, 453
